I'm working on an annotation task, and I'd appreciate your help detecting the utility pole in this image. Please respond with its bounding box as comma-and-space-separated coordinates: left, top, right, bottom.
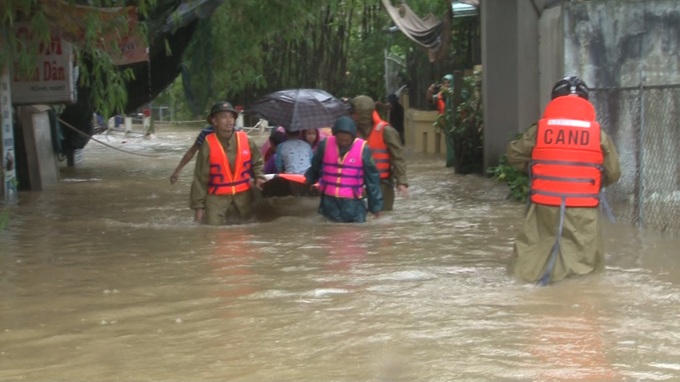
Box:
1, 67, 17, 201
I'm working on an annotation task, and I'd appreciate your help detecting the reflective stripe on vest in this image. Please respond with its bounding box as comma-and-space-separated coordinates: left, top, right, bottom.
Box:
530, 96, 603, 207
367, 120, 391, 179
320, 135, 366, 199
206, 131, 253, 195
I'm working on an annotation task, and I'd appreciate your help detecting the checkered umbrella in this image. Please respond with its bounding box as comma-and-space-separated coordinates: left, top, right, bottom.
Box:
247, 89, 351, 131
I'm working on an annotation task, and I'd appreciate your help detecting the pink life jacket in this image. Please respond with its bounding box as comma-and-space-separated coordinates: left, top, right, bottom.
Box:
320, 135, 367, 199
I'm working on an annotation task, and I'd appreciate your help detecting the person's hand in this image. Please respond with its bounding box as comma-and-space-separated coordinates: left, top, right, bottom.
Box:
254, 178, 265, 190
194, 208, 205, 224
170, 172, 179, 184
397, 184, 409, 199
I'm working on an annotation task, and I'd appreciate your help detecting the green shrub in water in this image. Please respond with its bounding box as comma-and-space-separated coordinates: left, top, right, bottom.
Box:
487, 154, 529, 203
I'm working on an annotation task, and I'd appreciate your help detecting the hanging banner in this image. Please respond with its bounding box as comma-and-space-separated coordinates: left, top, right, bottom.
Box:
11, 27, 77, 105
1, 67, 17, 201
41, 0, 148, 65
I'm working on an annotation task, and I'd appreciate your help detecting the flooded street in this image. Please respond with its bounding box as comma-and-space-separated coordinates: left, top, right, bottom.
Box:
1, 125, 679, 381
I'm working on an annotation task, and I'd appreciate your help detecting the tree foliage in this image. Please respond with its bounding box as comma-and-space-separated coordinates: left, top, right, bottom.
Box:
1, 0, 155, 117
164, 0, 426, 120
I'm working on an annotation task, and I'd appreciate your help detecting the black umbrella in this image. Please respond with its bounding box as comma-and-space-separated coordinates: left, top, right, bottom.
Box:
247, 88, 351, 131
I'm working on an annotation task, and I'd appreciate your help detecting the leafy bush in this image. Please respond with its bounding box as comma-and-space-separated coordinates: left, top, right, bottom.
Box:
487, 154, 529, 202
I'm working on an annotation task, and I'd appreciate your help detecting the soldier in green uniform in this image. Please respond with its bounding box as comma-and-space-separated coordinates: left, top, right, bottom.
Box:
350, 95, 409, 211
190, 102, 265, 225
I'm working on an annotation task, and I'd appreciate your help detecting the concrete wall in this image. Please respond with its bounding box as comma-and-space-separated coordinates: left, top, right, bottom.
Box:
404, 108, 446, 156
400, 92, 446, 156
563, 0, 680, 87
481, 0, 680, 171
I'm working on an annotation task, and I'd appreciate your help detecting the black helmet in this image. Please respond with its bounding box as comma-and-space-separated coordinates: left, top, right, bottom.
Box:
551, 76, 589, 100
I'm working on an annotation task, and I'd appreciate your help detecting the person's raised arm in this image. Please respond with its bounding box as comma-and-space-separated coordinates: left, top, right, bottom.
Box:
170, 144, 200, 184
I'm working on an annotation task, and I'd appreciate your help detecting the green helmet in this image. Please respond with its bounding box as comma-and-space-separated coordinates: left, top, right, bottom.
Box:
207, 101, 239, 123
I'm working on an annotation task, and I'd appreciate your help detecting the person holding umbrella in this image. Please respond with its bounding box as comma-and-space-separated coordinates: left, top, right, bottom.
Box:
304, 116, 383, 223
190, 101, 266, 225
350, 95, 409, 211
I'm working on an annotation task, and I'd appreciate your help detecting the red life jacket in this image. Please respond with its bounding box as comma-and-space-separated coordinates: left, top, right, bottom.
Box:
530, 95, 603, 207
366, 119, 391, 179
206, 131, 253, 195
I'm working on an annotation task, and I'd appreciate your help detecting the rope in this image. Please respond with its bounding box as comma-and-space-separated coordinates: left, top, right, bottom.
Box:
57, 115, 163, 158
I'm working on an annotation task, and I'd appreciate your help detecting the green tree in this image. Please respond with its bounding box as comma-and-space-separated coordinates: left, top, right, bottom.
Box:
1, 0, 157, 117
174, 0, 436, 116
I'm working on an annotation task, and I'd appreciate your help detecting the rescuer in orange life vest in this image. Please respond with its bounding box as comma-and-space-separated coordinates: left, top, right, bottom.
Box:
350, 95, 409, 211
190, 101, 266, 225
506, 76, 621, 285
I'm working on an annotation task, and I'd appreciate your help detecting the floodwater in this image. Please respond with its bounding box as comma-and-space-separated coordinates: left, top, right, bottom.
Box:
1, 125, 679, 382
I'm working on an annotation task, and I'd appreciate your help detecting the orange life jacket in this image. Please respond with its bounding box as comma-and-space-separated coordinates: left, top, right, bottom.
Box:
366, 119, 391, 179
205, 131, 253, 195
436, 94, 446, 115
530, 95, 603, 207
372, 110, 382, 125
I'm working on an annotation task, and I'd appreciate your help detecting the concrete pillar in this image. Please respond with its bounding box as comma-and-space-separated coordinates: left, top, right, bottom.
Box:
124, 117, 132, 134
18, 105, 60, 190
481, 0, 540, 170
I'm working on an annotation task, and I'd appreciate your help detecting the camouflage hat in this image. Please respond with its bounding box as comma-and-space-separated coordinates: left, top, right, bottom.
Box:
207, 101, 239, 123
350, 95, 375, 113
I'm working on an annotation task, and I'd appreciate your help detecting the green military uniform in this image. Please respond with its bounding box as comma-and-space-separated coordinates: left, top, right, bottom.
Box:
190, 132, 265, 225
352, 96, 408, 211
506, 124, 621, 283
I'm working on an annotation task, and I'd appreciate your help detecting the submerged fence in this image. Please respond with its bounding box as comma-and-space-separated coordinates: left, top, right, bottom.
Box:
592, 84, 680, 233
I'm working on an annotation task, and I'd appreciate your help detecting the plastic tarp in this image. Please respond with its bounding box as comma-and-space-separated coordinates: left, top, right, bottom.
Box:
381, 0, 453, 62
382, 0, 444, 50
